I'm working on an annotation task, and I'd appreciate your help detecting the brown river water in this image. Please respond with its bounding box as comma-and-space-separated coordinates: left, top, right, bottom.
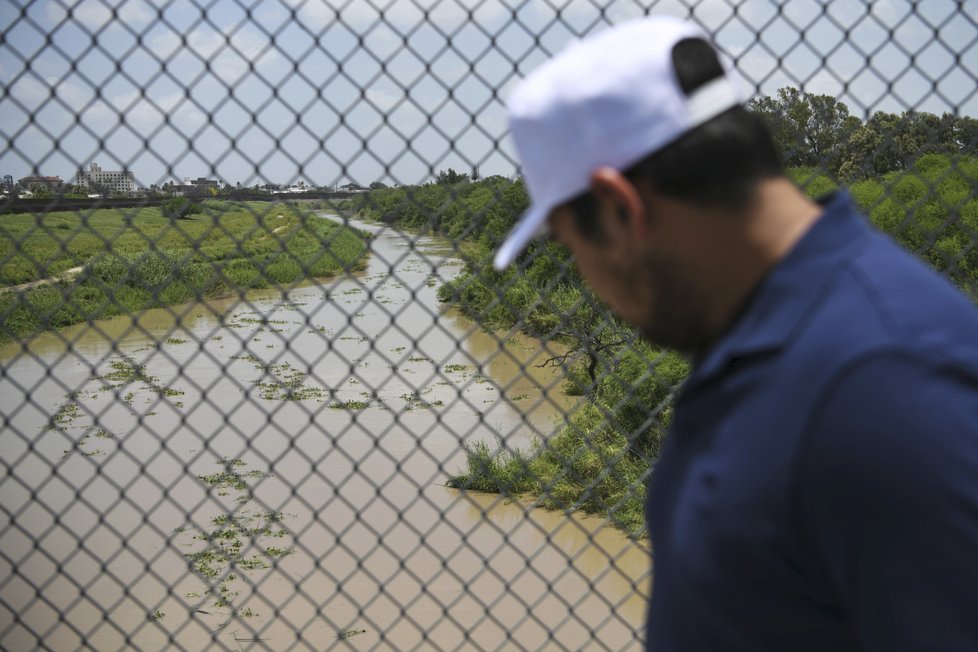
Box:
0, 216, 650, 650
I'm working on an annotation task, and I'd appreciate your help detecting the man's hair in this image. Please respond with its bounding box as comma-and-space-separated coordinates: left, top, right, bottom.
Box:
568, 37, 784, 239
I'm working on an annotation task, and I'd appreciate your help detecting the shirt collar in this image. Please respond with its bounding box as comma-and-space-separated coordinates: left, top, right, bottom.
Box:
688, 191, 870, 386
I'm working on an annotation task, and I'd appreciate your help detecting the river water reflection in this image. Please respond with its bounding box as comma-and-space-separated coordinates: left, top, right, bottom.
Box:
0, 215, 651, 650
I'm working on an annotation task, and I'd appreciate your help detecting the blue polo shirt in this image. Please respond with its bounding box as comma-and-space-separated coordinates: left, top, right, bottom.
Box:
646, 192, 978, 651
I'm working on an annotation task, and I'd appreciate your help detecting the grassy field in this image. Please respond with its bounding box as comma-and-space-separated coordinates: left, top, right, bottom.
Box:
0, 200, 370, 342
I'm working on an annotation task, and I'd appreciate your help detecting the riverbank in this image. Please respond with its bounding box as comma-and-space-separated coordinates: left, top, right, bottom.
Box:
0, 200, 370, 343
347, 182, 686, 538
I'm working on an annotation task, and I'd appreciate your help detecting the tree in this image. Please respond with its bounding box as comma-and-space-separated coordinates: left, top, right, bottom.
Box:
369, 181, 387, 190
63, 184, 89, 199
749, 87, 860, 175
436, 168, 470, 185
27, 184, 54, 199
838, 111, 960, 180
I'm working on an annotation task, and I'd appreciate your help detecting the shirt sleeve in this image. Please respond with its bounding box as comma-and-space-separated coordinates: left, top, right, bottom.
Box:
796, 350, 978, 652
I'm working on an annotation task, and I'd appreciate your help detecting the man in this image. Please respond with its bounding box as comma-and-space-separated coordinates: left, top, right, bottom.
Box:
492, 16, 978, 652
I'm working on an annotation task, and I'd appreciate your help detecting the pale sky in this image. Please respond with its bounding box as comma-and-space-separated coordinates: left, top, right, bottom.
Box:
1, 0, 976, 188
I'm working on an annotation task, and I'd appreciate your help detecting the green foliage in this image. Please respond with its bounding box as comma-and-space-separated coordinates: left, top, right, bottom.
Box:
448, 395, 658, 538
787, 153, 978, 297
789, 168, 839, 198
751, 86, 978, 181
858, 154, 978, 296
161, 196, 201, 220
436, 168, 470, 185
0, 202, 369, 341
750, 87, 861, 175
351, 175, 524, 245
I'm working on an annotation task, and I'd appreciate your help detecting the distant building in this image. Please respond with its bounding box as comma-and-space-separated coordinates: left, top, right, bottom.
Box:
273, 181, 310, 194
190, 177, 219, 193
163, 177, 217, 196
75, 162, 135, 195
18, 175, 64, 190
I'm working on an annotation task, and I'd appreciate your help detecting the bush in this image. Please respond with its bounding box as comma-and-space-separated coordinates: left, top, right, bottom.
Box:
162, 197, 202, 220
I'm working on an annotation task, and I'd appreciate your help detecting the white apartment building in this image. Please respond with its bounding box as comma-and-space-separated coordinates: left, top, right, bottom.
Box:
75, 162, 135, 195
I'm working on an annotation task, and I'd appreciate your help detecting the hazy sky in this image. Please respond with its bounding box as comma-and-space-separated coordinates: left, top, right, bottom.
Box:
1, 0, 976, 188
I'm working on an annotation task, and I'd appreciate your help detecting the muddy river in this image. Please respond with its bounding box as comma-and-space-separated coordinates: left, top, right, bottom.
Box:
0, 216, 651, 650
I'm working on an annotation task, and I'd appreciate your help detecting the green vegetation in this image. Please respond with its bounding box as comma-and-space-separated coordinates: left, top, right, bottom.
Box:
349, 106, 978, 536
161, 197, 202, 220
0, 200, 369, 342
339, 628, 367, 640
181, 458, 293, 621
330, 399, 371, 410
253, 360, 328, 401
749, 87, 978, 180
791, 153, 978, 298
47, 353, 185, 459
351, 173, 525, 250
448, 344, 688, 537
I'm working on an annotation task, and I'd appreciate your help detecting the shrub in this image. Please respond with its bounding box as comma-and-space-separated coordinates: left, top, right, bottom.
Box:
162, 197, 202, 220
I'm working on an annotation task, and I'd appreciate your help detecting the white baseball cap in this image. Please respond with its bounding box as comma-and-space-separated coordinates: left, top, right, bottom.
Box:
493, 16, 743, 271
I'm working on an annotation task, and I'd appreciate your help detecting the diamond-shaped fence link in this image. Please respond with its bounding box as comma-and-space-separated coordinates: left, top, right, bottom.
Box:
1, 0, 977, 649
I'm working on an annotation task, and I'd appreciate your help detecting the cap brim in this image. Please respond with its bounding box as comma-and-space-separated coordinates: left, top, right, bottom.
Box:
493, 205, 550, 271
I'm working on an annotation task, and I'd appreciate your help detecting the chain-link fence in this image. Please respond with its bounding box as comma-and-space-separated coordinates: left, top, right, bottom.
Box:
2, 0, 977, 649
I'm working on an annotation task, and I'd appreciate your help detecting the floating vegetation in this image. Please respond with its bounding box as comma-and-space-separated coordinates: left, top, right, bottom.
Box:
198, 457, 268, 497
442, 364, 469, 374
98, 357, 185, 398
400, 392, 446, 411
164, 337, 187, 345
49, 356, 180, 459
47, 399, 80, 430
224, 314, 293, 332
180, 458, 294, 624
61, 429, 110, 459
254, 360, 327, 401
329, 400, 371, 410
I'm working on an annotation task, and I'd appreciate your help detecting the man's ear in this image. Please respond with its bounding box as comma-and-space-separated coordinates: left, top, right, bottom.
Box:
589, 167, 648, 241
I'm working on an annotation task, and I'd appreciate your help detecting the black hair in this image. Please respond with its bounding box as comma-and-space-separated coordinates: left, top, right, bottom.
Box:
569, 37, 784, 237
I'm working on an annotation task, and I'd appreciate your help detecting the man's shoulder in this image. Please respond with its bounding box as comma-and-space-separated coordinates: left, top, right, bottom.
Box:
799, 226, 978, 364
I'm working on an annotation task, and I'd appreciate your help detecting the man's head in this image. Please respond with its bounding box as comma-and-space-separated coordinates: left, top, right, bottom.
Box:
495, 17, 797, 354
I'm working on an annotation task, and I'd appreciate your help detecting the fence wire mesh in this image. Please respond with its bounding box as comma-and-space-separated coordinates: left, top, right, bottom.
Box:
1, 0, 977, 649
